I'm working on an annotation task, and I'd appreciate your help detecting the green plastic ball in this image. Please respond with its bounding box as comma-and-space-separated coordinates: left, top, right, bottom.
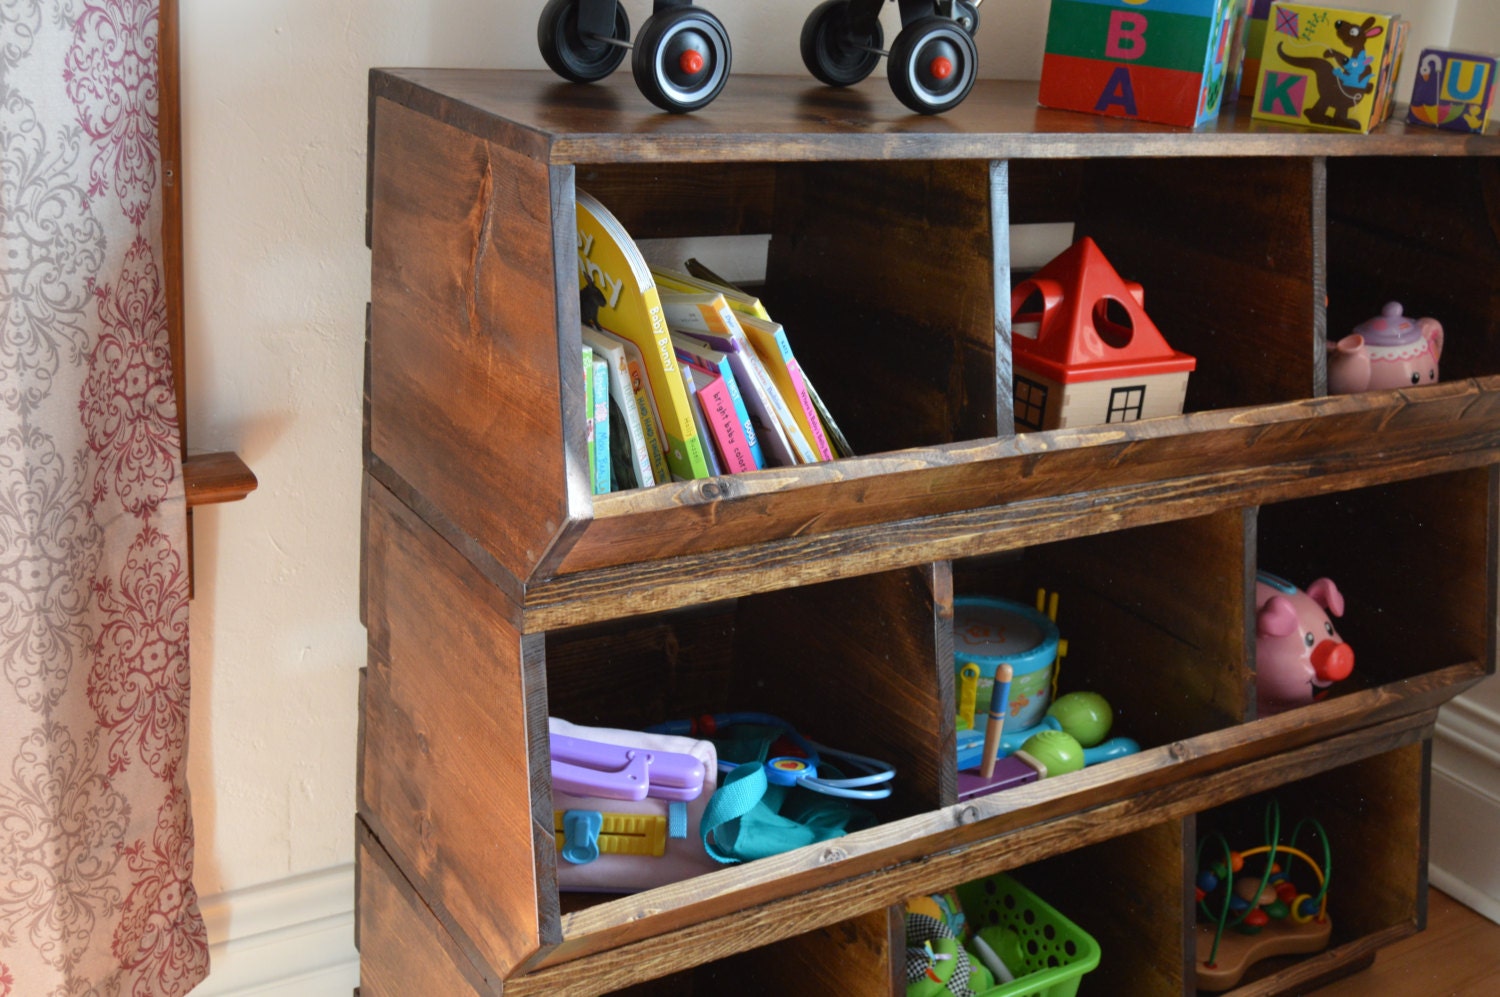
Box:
1021, 729, 1085, 776
1047, 691, 1113, 748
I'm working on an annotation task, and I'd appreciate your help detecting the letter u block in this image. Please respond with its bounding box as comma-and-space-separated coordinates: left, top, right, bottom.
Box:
1039, 0, 1248, 127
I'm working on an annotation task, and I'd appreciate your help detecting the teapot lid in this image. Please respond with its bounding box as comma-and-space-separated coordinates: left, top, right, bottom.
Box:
1354, 302, 1421, 346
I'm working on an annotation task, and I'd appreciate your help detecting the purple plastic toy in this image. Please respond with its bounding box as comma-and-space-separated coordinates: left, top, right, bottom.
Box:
1327, 302, 1443, 394
1255, 572, 1355, 715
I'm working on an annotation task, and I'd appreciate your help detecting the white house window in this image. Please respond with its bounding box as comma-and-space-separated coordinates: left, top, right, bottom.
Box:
1107, 385, 1147, 423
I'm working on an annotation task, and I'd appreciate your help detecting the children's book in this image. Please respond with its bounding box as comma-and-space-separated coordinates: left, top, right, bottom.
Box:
577, 190, 709, 481
582, 345, 596, 491
583, 326, 656, 490
658, 290, 810, 466
659, 262, 855, 459
736, 313, 834, 462
671, 333, 764, 470
683, 361, 758, 474
590, 355, 611, 495
589, 326, 670, 485
680, 364, 723, 477
1250, 4, 1403, 133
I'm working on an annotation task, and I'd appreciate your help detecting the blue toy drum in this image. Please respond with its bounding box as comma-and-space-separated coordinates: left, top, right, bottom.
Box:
954, 595, 1061, 732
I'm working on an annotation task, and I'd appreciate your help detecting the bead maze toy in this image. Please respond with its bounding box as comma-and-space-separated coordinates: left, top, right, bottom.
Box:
1194, 801, 1334, 991
537, 0, 982, 114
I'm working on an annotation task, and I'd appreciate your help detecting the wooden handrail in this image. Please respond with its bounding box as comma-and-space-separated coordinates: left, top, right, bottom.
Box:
185, 452, 258, 507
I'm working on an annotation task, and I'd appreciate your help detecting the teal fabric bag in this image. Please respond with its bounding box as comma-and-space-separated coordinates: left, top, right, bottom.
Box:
698, 728, 874, 863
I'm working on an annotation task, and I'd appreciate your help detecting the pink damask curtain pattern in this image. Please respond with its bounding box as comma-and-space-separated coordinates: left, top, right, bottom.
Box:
0, 1, 208, 994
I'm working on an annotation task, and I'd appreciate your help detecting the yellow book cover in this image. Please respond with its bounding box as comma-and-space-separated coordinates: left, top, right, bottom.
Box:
577, 191, 709, 481
1251, 5, 1398, 132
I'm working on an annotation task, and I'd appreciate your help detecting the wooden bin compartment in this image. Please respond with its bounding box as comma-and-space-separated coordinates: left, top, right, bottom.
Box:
583, 158, 1001, 457
1327, 156, 1500, 387
951, 506, 1256, 766
1254, 466, 1499, 712
1007, 157, 1323, 415
1186, 741, 1429, 995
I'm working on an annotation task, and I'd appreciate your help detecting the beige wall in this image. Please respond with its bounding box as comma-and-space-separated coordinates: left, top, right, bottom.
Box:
179, 1, 1499, 990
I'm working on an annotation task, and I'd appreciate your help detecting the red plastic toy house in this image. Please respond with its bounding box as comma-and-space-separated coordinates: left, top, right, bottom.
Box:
1010, 237, 1196, 432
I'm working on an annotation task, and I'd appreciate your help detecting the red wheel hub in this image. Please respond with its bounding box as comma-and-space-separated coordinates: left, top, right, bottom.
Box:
679, 49, 705, 75
929, 56, 953, 80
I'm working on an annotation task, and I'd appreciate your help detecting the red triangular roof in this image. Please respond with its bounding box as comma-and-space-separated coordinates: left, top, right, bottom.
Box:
1012, 238, 1195, 384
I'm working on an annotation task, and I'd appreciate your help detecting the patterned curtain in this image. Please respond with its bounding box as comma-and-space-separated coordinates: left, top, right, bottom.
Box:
0, 1, 208, 994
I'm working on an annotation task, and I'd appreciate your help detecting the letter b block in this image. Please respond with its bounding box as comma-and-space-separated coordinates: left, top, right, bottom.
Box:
1039, 0, 1247, 127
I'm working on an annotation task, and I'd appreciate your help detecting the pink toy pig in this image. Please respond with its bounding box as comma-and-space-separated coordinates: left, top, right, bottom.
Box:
1327, 301, 1443, 394
1255, 572, 1355, 715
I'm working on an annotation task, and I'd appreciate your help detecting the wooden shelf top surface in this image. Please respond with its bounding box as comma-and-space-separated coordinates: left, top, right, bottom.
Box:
371, 69, 1500, 163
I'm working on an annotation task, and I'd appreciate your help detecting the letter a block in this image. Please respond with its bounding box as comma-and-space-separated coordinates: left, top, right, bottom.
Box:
1039, 0, 1248, 127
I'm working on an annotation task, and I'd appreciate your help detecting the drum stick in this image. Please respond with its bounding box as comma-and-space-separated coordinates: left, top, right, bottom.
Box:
981, 663, 1013, 779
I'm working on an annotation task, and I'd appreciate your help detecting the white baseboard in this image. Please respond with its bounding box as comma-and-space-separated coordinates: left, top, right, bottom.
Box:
189, 864, 360, 996
1430, 696, 1500, 925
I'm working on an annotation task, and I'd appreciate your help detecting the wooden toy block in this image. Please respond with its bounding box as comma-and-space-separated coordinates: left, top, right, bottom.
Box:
1407, 48, 1498, 134
1039, 0, 1247, 127
1238, 0, 1275, 98
1251, 3, 1408, 133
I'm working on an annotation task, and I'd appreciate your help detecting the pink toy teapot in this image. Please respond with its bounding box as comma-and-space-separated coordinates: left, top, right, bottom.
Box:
1327, 302, 1443, 394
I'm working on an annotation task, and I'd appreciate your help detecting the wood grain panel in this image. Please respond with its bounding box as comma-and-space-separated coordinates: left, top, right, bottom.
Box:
576, 163, 778, 239
765, 159, 997, 453
1032, 507, 1256, 740
505, 711, 1434, 990
1019, 820, 1192, 997
357, 824, 494, 997
1073, 156, 1323, 411
369, 98, 579, 588
1257, 466, 1497, 693
552, 379, 1500, 596
734, 563, 955, 815
1327, 157, 1500, 385
370, 71, 1500, 166
361, 478, 556, 980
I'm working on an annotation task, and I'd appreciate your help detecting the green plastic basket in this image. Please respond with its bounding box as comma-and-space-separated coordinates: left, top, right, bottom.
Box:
955, 874, 1101, 997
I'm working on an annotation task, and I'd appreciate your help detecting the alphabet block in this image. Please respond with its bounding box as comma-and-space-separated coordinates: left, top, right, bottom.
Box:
1250, 3, 1407, 133
1406, 48, 1498, 134
1039, 0, 1248, 127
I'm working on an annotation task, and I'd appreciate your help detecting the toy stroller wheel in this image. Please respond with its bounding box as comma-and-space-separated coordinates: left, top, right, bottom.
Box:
800, 0, 883, 88
631, 6, 731, 112
953, 0, 980, 36
537, 0, 630, 83
887, 15, 977, 114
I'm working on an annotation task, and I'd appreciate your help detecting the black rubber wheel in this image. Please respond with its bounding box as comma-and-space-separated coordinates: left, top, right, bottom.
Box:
953, 0, 980, 36
800, 0, 883, 88
887, 15, 977, 114
631, 6, 731, 113
537, 0, 630, 83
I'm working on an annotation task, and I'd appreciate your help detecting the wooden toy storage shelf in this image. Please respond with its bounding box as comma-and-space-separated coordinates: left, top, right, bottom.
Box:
358, 71, 1500, 997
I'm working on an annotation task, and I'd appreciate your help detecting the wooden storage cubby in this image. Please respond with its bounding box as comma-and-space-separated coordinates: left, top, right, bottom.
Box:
358, 71, 1500, 996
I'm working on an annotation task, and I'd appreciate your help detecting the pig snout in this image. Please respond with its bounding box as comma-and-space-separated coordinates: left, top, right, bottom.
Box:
1312, 639, 1354, 682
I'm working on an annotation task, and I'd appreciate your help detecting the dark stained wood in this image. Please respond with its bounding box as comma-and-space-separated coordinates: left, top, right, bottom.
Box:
1257, 466, 1498, 694
356, 823, 495, 997
368, 98, 582, 589
369, 71, 1500, 166
1327, 157, 1500, 385
505, 712, 1434, 990
183, 452, 258, 506
360, 70, 1500, 996
1070, 156, 1324, 410
733, 563, 955, 815
360, 478, 557, 981
544, 381, 1500, 603
764, 159, 998, 454
1020, 820, 1194, 997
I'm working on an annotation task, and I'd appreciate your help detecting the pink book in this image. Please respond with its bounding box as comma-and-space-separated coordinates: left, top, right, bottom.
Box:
683, 362, 757, 474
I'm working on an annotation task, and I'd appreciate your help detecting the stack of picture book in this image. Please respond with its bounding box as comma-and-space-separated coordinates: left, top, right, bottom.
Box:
575, 189, 853, 493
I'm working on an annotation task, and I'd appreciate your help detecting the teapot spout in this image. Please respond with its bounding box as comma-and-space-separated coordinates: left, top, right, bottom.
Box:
1327, 334, 1371, 394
